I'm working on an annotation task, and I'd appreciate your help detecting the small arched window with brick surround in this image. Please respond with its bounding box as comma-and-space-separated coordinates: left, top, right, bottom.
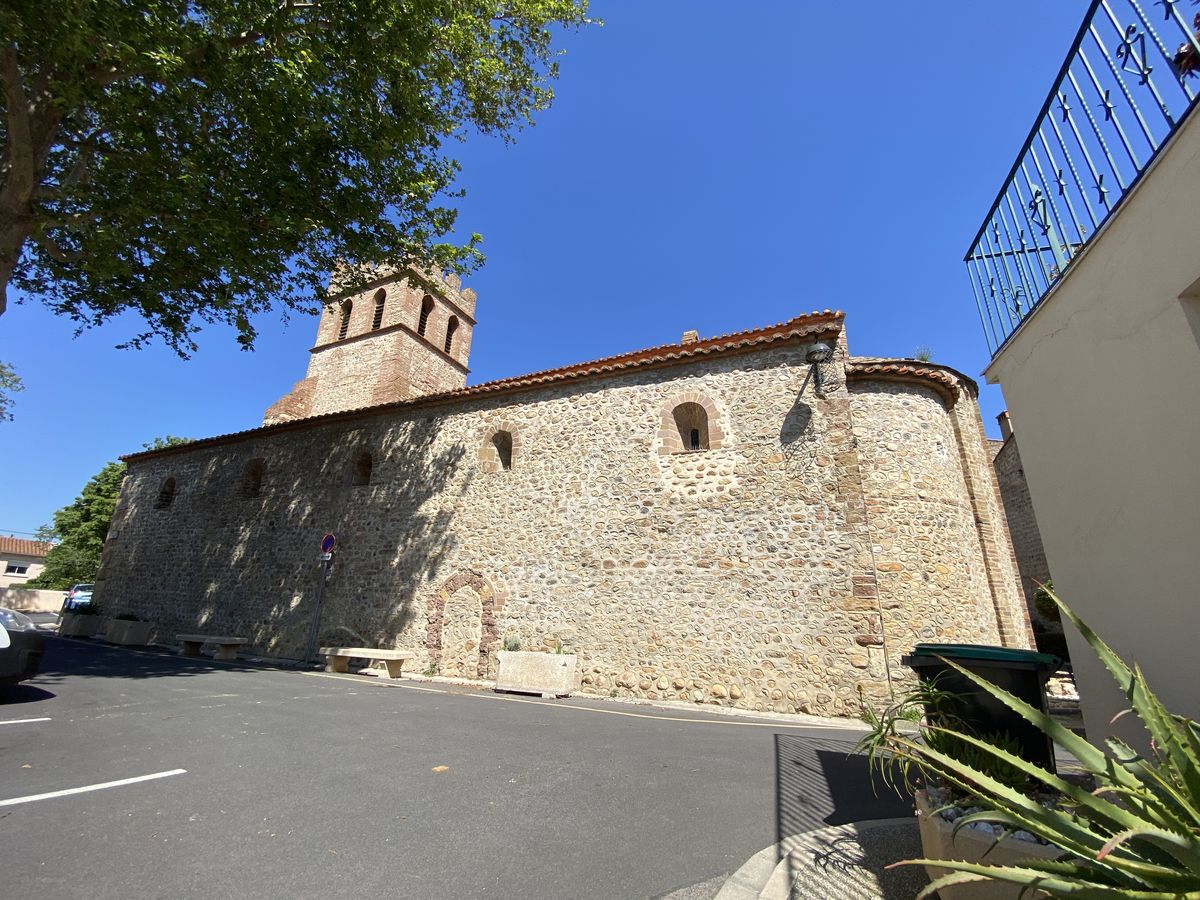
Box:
351, 451, 373, 486
444, 316, 459, 354
155, 477, 177, 509
418, 295, 435, 337
241, 458, 266, 497
480, 424, 520, 473
659, 394, 724, 455
371, 289, 386, 330
673, 402, 709, 451
493, 431, 513, 470
338, 300, 353, 340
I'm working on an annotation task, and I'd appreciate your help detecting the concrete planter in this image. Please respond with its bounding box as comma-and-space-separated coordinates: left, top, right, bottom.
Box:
105, 619, 153, 646
59, 612, 104, 638
916, 789, 1062, 899
495, 651, 576, 698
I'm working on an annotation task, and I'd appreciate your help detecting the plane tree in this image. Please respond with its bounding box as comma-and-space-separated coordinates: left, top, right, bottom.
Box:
0, 0, 591, 354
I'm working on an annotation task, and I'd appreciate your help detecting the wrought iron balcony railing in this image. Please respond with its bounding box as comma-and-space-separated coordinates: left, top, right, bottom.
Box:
966, 0, 1200, 354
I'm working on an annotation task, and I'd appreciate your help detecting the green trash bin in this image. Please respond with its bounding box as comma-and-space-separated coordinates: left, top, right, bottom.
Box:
901, 643, 1062, 772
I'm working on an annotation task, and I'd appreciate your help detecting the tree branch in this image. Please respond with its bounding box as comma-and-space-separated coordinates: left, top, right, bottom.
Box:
91, 2, 319, 88
32, 231, 83, 265
0, 45, 35, 196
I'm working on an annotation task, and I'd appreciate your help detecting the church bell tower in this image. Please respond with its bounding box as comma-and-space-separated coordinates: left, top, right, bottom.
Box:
264, 268, 477, 425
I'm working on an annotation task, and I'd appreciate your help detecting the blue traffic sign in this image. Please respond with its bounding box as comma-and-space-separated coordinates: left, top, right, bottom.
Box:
320, 533, 337, 554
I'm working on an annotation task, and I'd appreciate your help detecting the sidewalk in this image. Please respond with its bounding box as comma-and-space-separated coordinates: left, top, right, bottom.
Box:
715, 818, 927, 900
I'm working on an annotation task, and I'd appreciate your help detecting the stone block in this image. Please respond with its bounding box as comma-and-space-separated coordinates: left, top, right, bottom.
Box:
495, 651, 576, 698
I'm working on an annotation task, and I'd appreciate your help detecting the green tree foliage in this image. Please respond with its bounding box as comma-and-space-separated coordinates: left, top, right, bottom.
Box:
0, 0, 592, 354
0, 359, 22, 421
27, 436, 191, 589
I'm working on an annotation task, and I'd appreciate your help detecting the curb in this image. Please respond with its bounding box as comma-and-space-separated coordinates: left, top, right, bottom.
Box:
714, 817, 918, 900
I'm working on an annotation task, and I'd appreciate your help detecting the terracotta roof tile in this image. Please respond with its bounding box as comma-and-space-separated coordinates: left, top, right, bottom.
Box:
846, 358, 979, 405
0, 536, 53, 558
123, 310, 846, 463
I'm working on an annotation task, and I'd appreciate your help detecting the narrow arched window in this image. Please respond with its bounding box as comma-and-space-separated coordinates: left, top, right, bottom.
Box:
371, 289, 386, 330
492, 431, 513, 471
444, 316, 459, 354
418, 295, 434, 337
673, 403, 709, 452
155, 477, 176, 509
338, 300, 353, 340
241, 458, 266, 497
351, 451, 373, 486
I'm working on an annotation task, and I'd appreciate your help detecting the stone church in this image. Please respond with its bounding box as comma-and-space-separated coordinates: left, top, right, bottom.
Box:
95, 267, 1032, 717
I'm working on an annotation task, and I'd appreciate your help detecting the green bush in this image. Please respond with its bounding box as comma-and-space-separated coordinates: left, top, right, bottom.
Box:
69, 603, 102, 616
1033, 580, 1060, 623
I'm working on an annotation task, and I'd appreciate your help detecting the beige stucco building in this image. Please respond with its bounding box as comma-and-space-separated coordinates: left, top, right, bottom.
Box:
965, 1, 1200, 738
984, 112, 1200, 735
0, 536, 51, 589
95, 269, 1030, 718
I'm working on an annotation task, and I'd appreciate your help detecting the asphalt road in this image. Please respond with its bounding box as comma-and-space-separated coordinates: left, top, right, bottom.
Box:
0, 637, 912, 900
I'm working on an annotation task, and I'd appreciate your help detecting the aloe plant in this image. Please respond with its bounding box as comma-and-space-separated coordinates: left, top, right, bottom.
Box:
874, 590, 1200, 898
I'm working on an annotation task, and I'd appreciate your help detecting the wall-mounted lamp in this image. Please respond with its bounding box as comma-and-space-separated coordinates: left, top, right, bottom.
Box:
806, 340, 834, 395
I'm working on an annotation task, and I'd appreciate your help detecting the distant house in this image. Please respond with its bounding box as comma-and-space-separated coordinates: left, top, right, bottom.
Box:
0, 536, 53, 589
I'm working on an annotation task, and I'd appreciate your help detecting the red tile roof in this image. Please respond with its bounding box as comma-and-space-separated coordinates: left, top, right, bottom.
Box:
846, 358, 978, 405
123, 310, 847, 463
0, 536, 53, 558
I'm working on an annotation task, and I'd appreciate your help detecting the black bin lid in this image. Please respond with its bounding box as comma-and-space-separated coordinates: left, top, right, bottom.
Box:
907, 643, 1061, 668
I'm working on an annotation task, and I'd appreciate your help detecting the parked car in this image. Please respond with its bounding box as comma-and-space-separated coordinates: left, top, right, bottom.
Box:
62, 583, 94, 611
0, 607, 44, 684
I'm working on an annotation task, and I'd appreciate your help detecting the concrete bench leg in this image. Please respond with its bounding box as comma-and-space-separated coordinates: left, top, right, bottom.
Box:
381, 658, 406, 679
179, 640, 204, 658
326, 654, 350, 674
213, 643, 240, 661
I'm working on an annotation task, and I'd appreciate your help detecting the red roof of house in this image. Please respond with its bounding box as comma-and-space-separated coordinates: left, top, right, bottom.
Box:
0, 536, 53, 558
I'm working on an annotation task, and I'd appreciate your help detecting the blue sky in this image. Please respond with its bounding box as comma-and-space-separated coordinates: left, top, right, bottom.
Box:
0, 1, 1087, 536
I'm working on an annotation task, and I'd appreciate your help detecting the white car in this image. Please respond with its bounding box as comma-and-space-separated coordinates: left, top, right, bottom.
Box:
0, 608, 44, 684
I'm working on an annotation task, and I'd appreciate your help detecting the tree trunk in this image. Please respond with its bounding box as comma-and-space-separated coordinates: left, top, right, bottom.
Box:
0, 221, 28, 319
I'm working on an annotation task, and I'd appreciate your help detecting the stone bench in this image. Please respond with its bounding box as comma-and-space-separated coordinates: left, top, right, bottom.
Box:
177, 634, 248, 661
319, 647, 414, 679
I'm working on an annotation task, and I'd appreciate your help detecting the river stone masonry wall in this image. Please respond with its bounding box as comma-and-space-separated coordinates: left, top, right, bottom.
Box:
97, 319, 1029, 718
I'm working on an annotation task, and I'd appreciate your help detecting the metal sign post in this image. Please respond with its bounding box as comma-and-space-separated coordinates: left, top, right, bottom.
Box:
304, 534, 337, 663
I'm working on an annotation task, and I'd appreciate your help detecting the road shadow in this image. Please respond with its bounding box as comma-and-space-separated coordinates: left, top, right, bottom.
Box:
775, 734, 913, 839
774, 734, 918, 895
29, 636, 281, 686
0, 684, 56, 705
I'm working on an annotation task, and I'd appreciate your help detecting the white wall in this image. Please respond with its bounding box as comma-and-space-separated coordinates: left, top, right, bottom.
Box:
0, 555, 46, 590
986, 108, 1200, 739
0, 587, 64, 612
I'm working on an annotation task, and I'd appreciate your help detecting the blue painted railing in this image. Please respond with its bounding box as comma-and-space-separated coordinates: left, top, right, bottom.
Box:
966, 0, 1200, 354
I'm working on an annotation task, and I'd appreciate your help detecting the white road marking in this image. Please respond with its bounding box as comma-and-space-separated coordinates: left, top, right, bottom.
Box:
0, 717, 50, 726
299, 670, 861, 731
0, 769, 187, 807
